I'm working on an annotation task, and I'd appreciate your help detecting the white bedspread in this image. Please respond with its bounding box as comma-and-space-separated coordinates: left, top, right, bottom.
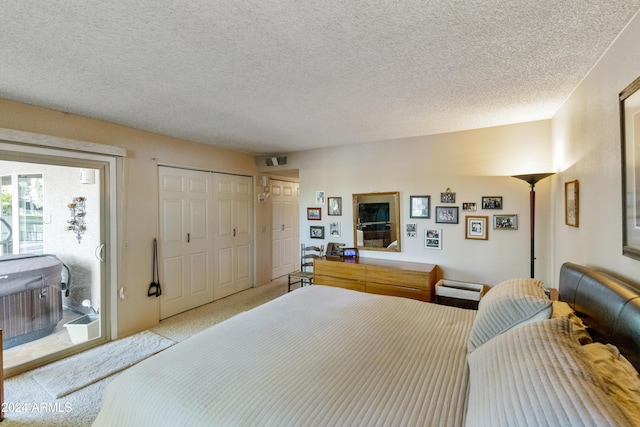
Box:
93, 285, 476, 426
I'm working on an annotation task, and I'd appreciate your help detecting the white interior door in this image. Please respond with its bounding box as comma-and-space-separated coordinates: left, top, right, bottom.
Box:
213, 173, 253, 300
271, 180, 298, 279
159, 166, 213, 319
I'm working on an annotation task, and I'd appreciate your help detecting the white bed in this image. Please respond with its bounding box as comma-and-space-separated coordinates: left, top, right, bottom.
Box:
94, 285, 475, 426
93, 264, 640, 426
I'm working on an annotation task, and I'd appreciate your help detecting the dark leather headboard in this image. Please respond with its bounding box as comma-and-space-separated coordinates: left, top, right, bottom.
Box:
559, 262, 640, 372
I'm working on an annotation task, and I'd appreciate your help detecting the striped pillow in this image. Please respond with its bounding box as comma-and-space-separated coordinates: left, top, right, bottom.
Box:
466, 317, 633, 426
467, 278, 551, 353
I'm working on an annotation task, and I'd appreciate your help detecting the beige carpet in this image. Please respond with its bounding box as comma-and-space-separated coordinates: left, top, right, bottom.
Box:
31, 331, 175, 399
2, 277, 289, 426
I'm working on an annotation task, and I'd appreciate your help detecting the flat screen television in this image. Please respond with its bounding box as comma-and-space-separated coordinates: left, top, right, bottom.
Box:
358, 202, 390, 224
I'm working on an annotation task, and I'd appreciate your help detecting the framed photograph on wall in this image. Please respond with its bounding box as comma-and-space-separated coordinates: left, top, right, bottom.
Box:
406, 223, 417, 237
564, 180, 579, 227
462, 202, 477, 211
329, 221, 341, 237
310, 225, 325, 239
307, 207, 321, 220
466, 216, 488, 240
435, 206, 459, 224
425, 228, 442, 249
315, 191, 326, 204
328, 197, 342, 216
410, 195, 430, 218
493, 214, 518, 230
440, 188, 456, 203
481, 196, 502, 209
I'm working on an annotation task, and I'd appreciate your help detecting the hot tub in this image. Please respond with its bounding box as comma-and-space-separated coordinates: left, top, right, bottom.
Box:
0, 254, 63, 349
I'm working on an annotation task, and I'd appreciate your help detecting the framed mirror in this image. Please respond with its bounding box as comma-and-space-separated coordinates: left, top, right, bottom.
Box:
353, 191, 401, 252
621, 74, 640, 260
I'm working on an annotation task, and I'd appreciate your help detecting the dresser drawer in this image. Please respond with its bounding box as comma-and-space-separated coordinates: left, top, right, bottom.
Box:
314, 259, 365, 281
366, 282, 430, 302
365, 265, 431, 290
315, 275, 366, 292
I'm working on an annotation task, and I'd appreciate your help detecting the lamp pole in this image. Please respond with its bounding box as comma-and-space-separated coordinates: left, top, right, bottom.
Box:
511, 173, 554, 278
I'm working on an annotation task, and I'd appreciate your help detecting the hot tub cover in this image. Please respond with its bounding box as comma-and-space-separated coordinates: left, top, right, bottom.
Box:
0, 254, 63, 297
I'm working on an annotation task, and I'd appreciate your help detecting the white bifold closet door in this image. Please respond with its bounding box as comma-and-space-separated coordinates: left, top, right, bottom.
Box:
212, 172, 253, 300
159, 166, 252, 319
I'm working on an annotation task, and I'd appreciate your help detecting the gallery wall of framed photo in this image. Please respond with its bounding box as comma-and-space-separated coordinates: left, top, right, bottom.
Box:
296, 168, 550, 287
307, 186, 525, 254
305, 192, 343, 241
403, 188, 521, 251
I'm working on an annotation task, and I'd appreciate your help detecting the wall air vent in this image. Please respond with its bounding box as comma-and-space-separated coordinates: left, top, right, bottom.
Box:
266, 156, 287, 166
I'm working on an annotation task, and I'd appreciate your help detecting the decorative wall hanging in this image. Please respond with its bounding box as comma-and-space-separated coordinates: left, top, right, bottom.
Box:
564, 180, 579, 227
315, 191, 326, 204
440, 188, 456, 203
425, 228, 442, 249
410, 195, 431, 218
493, 214, 518, 230
481, 196, 502, 209
307, 207, 321, 220
435, 206, 459, 224
465, 216, 488, 240
329, 222, 341, 237
310, 225, 325, 239
406, 223, 417, 237
67, 196, 86, 243
328, 197, 342, 215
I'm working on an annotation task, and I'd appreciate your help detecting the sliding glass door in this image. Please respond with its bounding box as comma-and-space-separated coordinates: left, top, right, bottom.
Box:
0, 149, 113, 375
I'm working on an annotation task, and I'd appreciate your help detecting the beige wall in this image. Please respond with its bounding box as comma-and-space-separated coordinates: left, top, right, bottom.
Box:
0, 99, 263, 337
551, 10, 640, 285
264, 120, 555, 287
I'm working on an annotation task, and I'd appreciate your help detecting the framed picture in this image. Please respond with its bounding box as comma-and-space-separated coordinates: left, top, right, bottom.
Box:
564, 180, 579, 227
329, 221, 341, 237
621, 75, 640, 260
307, 207, 321, 220
328, 197, 342, 216
493, 214, 518, 230
310, 225, 325, 239
462, 202, 477, 211
406, 223, 417, 237
435, 206, 459, 224
315, 191, 326, 205
425, 228, 442, 249
410, 195, 431, 218
481, 196, 502, 209
440, 188, 456, 203
466, 216, 488, 240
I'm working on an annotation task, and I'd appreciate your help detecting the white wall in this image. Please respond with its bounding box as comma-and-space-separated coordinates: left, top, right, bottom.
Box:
551, 10, 640, 285
278, 120, 555, 287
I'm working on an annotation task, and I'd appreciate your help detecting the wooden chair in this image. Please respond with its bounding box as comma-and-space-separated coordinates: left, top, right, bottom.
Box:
288, 244, 324, 291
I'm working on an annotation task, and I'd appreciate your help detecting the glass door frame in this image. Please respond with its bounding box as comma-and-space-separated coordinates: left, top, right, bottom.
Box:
0, 141, 117, 376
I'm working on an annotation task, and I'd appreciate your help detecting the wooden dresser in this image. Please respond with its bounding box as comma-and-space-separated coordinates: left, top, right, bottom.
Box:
314, 257, 441, 302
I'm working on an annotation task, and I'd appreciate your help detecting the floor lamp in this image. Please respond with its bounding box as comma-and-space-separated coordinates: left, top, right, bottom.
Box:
511, 173, 554, 278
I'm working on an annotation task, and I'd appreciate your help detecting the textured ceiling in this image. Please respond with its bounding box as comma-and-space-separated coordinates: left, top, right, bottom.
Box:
1, 1, 639, 155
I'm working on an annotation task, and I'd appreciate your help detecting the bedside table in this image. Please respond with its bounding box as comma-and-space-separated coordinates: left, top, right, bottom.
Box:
435, 280, 488, 310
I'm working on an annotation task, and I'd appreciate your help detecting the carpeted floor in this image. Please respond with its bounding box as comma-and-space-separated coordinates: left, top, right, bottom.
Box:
2, 277, 289, 426
32, 331, 175, 399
